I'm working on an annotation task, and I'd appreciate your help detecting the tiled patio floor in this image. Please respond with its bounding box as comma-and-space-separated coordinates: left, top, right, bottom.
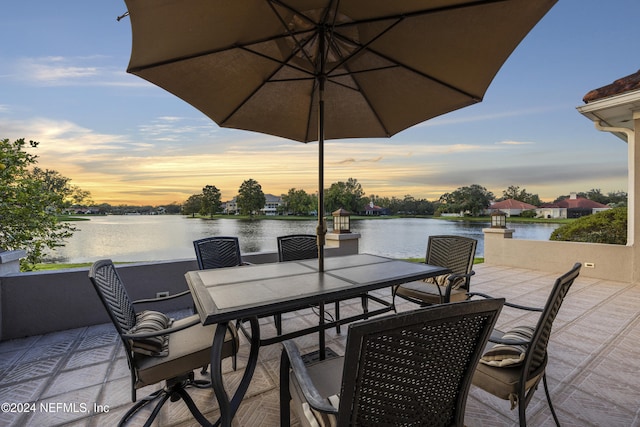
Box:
1, 263, 639, 426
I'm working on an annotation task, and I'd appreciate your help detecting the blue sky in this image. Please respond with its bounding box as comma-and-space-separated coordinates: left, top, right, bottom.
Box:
1, 1, 639, 205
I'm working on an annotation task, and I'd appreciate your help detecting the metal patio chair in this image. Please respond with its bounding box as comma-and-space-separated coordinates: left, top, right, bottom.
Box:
277, 234, 341, 334
193, 236, 250, 269
393, 235, 477, 307
276, 234, 372, 335
280, 298, 504, 427
470, 262, 582, 426
194, 235, 286, 338
88, 259, 239, 426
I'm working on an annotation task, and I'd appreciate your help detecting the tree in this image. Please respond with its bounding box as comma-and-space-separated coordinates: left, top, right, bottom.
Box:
325, 177, 365, 213
236, 179, 266, 216
282, 188, 314, 215
439, 184, 493, 216
0, 138, 76, 270
30, 167, 92, 209
182, 194, 203, 217
607, 190, 628, 207
201, 185, 221, 218
584, 188, 608, 205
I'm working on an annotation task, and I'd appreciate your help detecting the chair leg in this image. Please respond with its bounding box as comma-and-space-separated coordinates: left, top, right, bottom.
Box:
391, 286, 398, 312
280, 348, 292, 427
361, 294, 369, 319
143, 392, 172, 427
543, 373, 561, 427
118, 389, 164, 427
119, 373, 213, 427
275, 314, 282, 335
173, 387, 212, 426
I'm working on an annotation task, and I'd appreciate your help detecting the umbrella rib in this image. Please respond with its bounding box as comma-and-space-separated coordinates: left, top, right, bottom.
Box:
326, 17, 481, 102
266, 0, 319, 72
330, 0, 509, 29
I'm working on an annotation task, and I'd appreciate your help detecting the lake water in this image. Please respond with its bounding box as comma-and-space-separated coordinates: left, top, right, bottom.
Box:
45, 216, 560, 263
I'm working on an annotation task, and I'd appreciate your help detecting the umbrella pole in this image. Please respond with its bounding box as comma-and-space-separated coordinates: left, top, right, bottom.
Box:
316, 25, 328, 273
316, 74, 326, 272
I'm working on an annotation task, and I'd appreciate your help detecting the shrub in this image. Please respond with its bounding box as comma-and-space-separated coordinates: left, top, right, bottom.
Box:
550, 207, 626, 244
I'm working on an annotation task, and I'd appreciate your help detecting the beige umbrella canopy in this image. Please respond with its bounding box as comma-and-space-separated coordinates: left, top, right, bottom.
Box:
123, 0, 556, 270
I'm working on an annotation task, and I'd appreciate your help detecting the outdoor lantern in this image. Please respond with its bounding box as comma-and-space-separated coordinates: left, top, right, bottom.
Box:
491, 210, 507, 228
332, 208, 351, 233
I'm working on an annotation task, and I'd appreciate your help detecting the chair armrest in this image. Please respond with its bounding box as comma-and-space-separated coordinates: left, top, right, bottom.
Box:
132, 289, 192, 305
440, 270, 475, 300
447, 270, 475, 282
468, 292, 543, 312
281, 340, 338, 415
489, 337, 531, 346
121, 316, 201, 339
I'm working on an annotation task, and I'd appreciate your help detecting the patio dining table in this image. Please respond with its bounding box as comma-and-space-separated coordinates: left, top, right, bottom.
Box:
185, 253, 450, 427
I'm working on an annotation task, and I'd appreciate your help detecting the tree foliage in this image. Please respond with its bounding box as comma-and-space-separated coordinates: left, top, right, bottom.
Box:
550, 207, 626, 244
438, 184, 493, 216
182, 194, 203, 217
0, 138, 77, 270
31, 167, 92, 208
325, 177, 364, 213
201, 185, 221, 218
500, 185, 541, 206
236, 179, 266, 216
281, 188, 315, 215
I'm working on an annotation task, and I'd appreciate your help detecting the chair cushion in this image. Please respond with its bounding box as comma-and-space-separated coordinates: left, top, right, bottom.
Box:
301, 395, 340, 427
480, 326, 534, 367
135, 316, 238, 388
290, 356, 343, 427
396, 280, 468, 304
424, 273, 466, 290
127, 310, 173, 356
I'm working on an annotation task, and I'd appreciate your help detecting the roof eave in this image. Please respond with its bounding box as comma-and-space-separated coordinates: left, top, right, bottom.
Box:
577, 88, 640, 143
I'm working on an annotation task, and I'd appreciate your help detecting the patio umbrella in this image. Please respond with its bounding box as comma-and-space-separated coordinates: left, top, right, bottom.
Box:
123, 0, 556, 271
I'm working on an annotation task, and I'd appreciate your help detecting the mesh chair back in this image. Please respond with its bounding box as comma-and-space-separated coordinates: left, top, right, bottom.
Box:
88, 259, 137, 343
526, 262, 581, 378
426, 235, 477, 286
277, 234, 318, 262
193, 236, 243, 269
337, 298, 503, 426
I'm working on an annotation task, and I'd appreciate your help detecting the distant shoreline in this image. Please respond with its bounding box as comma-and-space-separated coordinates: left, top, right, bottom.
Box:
63, 213, 571, 225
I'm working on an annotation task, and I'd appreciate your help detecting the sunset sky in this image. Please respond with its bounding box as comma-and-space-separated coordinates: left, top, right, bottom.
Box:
2, 1, 639, 206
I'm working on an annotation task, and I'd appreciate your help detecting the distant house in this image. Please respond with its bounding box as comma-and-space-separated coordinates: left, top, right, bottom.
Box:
260, 194, 283, 216
223, 199, 238, 214
536, 204, 567, 219
548, 193, 609, 218
362, 201, 389, 216
485, 199, 537, 217
536, 192, 609, 219
223, 194, 283, 215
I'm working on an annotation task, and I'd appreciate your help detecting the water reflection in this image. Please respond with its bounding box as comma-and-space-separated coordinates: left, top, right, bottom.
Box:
46, 216, 560, 264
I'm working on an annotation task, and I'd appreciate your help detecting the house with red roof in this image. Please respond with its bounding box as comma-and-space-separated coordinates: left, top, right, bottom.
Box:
362, 201, 389, 216
485, 199, 537, 217
539, 192, 609, 219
